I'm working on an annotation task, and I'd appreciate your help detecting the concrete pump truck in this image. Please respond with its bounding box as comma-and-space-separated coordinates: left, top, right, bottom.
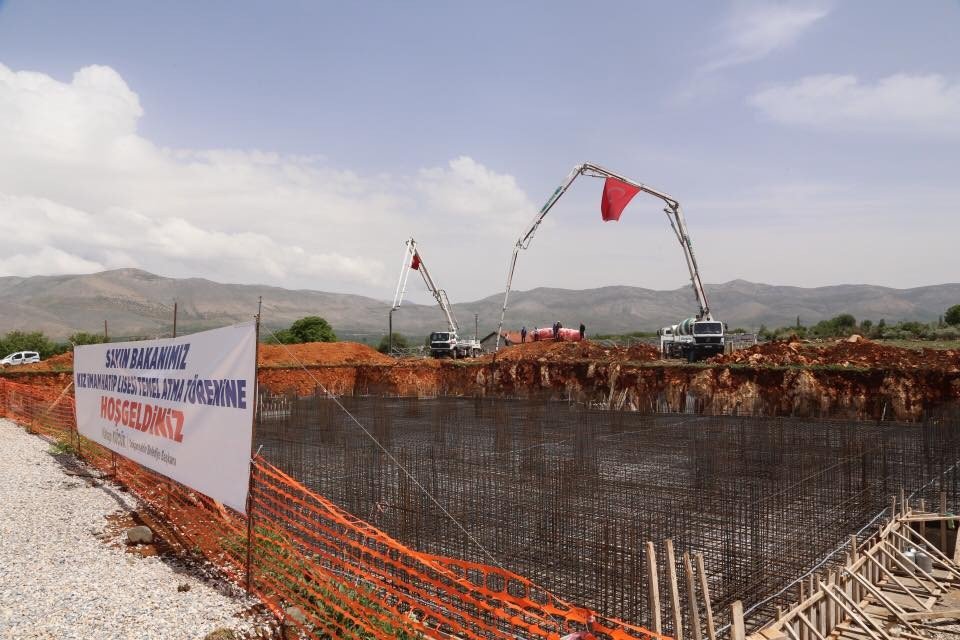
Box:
493, 162, 724, 361
392, 238, 483, 359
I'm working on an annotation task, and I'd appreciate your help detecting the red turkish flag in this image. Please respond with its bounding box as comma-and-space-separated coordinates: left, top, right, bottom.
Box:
410, 254, 421, 270
600, 177, 641, 222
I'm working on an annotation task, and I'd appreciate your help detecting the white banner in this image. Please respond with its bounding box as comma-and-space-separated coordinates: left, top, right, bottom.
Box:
74, 322, 257, 513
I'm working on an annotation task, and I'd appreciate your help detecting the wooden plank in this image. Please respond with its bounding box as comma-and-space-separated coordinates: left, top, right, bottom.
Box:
822, 584, 890, 640
837, 624, 927, 640
920, 500, 927, 541
879, 541, 945, 593
695, 552, 716, 640
865, 553, 928, 610
903, 515, 960, 523
731, 601, 745, 640
795, 611, 827, 640
782, 621, 801, 640
895, 526, 960, 580
666, 539, 683, 640
817, 573, 826, 635
900, 609, 960, 621
646, 541, 662, 635
942, 491, 949, 554
875, 587, 926, 610
955, 521, 960, 565
684, 553, 703, 640
826, 572, 836, 631
844, 568, 921, 635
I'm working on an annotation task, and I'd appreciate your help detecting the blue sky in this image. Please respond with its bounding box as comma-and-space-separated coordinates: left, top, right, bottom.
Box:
0, 1, 957, 303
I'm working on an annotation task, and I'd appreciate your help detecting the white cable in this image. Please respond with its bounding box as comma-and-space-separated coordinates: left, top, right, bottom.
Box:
263, 330, 506, 570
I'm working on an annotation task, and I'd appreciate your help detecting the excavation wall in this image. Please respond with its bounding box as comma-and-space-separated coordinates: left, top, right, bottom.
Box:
258, 361, 960, 421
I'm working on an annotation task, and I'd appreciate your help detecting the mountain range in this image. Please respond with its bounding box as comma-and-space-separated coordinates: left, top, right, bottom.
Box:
0, 269, 957, 341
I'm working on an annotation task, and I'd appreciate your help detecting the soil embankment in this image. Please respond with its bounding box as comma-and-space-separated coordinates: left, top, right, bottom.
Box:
4, 338, 958, 421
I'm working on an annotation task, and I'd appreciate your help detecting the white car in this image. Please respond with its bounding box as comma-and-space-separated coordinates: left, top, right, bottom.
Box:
0, 351, 41, 366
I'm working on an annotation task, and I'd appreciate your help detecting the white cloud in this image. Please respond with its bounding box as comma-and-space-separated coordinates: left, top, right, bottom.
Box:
0, 62, 535, 296
0, 194, 378, 286
749, 73, 960, 135
702, 3, 829, 72
416, 156, 535, 234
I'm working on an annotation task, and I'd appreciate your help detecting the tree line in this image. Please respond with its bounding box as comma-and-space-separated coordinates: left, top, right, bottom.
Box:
0, 315, 338, 359
756, 305, 960, 341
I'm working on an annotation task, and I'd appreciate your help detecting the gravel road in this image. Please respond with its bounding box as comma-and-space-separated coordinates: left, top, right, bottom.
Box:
0, 418, 272, 639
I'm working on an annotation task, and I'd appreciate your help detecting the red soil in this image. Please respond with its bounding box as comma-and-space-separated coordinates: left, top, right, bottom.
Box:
484, 340, 661, 363
257, 342, 393, 366
711, 337, 960, 372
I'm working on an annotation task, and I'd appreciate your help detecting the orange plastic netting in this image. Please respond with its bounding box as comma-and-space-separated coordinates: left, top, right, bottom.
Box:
0, 378, 667, 640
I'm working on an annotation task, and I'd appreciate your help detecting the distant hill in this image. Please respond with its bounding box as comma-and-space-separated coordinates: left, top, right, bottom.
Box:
0, 269, 957, 340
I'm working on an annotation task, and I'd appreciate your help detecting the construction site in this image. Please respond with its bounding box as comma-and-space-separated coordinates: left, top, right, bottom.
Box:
2, 163, 959, 640
5, 311, 960, 640
252, 390, 960, 632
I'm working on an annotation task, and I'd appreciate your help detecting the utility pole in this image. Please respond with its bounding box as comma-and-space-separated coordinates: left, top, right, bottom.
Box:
388, 308, 395, 355
172, 300, 178, 338
103, 320, 109, 342
475, 313, 479, 341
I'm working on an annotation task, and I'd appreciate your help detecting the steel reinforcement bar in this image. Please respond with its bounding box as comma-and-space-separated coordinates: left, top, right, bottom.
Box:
0, 379, 669, 640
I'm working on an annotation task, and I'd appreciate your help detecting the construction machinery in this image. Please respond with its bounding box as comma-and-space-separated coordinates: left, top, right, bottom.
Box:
392, 238, 483, 359
495, 162, 724, 361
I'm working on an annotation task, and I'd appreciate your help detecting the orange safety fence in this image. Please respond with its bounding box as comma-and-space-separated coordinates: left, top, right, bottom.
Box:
0, 378, 669, 640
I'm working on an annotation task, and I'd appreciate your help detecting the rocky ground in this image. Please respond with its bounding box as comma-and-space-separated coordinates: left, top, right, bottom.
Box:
0, 419, 277, 640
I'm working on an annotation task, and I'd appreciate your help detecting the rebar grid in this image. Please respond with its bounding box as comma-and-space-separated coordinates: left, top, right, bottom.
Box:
256, 394, 960, 634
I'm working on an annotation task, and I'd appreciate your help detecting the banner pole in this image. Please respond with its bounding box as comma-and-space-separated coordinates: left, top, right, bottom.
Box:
246, 298, 262, 595
166, 313, 177, 514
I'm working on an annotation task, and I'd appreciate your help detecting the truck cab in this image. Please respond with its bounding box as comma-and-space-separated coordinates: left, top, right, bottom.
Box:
660, 319, 725, 362
430, 331, 456, 357
430, 331, 482, 359
689, 320, 724, 358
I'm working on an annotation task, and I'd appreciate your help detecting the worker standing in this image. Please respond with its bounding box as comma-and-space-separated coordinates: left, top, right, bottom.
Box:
521, 326, 527, 343
579, 322, 585, 341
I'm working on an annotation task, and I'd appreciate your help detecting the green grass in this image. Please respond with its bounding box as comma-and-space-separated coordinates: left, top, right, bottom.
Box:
48, 441, 76, 456
876, 339, 960, 351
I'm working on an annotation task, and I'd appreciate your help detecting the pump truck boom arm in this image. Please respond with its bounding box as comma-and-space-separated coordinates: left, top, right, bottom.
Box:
392, 237, 459, 334
495, 162, 712, 350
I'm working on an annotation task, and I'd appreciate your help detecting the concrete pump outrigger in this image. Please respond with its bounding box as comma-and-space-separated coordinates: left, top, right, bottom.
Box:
392, 238, 483, 358
494, 162, 724, 361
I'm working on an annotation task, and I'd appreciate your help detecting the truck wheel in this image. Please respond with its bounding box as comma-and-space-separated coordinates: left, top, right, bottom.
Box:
687, 350, 696, 363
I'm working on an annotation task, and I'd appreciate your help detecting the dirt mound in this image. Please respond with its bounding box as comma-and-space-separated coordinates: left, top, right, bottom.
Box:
17, 352, 74, 372
711, 338, 810, 366
258, 342, 393, 366
624, 343, 662, 362
712, 338, 960, 372
486, 340, 660, 364
818, 341, 959, 371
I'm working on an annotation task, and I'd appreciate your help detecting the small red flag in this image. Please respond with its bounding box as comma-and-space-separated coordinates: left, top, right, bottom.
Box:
600, 177, 641, 222
410, 254, 421, 270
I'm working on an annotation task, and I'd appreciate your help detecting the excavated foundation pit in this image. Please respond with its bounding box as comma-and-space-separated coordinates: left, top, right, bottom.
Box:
256, 359, 960, 421
255, 394, 960, 634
